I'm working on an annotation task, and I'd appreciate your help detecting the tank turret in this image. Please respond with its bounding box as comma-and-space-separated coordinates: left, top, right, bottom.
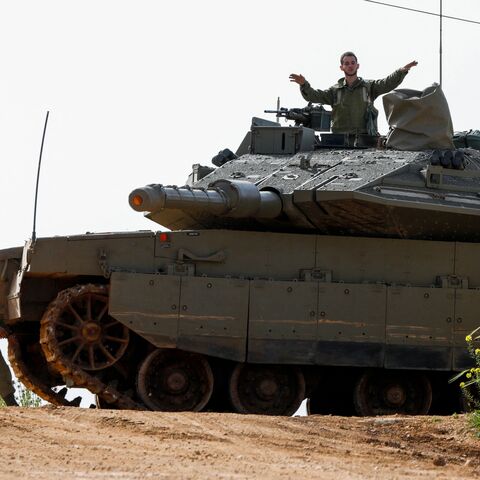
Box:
129, 85, 480, 241
130, 145, 480, 242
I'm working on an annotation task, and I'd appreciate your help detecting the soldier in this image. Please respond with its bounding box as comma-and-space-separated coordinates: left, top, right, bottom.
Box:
0, 327, 18, 406
289, 51, 417, 135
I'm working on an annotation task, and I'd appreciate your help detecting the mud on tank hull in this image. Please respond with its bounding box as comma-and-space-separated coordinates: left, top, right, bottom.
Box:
1, 228, 476, 415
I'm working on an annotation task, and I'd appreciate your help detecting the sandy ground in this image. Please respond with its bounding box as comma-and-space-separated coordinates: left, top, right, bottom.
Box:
0, 406, 479, 479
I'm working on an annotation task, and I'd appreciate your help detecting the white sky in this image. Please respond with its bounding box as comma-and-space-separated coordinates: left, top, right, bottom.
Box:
0, 0, 479, 249
0, 0, 478, 408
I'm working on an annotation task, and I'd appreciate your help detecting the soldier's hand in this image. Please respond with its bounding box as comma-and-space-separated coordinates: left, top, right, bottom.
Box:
289, 73, 306, 86
401, 61, 418, 72
0, 327, 8, 339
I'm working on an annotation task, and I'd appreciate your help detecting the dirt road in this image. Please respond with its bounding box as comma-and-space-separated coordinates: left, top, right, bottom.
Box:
0, 406, 479, 479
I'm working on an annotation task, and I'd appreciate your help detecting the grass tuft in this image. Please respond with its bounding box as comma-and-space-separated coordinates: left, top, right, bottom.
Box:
14, 381, 42, 407
470, 411, 480, 439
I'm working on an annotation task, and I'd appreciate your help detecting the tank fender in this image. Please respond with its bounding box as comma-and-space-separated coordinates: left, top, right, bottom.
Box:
109, 271, 248, 362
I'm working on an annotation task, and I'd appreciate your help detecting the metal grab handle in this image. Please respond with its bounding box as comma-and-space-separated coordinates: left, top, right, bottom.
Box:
177, 248, 226, 263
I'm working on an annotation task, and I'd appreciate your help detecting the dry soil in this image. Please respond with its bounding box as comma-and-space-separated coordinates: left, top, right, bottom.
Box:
0, 406, 479, 479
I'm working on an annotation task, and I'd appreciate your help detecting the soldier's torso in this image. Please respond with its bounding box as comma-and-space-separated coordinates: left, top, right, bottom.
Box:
331, 81, 370, 134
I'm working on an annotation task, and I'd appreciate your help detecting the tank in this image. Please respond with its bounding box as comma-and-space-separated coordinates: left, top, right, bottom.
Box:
1, 86, 479, 416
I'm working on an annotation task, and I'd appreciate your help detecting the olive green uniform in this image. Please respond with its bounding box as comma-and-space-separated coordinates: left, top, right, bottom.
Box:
300, 69, 408, 134
0, 351, 14, 400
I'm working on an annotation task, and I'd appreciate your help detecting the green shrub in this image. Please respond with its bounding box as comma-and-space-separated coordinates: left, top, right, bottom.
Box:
450, 326, 480, 435
471, 411, 480, 439
15, 381, 42, 407
0, 382, 43, 408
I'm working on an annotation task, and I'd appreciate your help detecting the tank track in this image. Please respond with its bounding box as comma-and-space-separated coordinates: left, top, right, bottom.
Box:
7, 334, 81, 407
39, 284, 143, 410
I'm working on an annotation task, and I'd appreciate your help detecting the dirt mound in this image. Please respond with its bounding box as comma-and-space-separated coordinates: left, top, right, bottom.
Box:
0, 406, 479, 479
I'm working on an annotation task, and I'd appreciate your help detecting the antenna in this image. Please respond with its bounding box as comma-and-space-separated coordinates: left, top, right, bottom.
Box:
363, 0, 480, 24
364, 0, 480, 87
32, 111, 50, 243
439, 0, 443, 87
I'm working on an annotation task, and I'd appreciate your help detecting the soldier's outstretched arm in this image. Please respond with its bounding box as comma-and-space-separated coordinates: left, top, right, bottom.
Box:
371, 61, 418, 98
289, 74, 334, 105
400, 60, 418, 72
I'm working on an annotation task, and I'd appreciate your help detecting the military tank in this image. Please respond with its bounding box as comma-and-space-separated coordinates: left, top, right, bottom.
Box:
1, 85, 479, 415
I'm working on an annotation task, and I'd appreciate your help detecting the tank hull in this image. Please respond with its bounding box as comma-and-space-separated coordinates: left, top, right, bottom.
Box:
1, 229, 477, 414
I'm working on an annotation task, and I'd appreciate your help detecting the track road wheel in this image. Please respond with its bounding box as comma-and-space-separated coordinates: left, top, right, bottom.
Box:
353, 370, 432, 416
136, 349, 214, 411
229, 364, 305, 415
40, 284, 129, 371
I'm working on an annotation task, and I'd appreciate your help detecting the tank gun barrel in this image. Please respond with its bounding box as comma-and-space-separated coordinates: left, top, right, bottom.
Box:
129, 179, 282, 219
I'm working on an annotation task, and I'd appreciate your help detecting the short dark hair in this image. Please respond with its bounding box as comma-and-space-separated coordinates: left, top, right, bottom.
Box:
340, 51, 358, 64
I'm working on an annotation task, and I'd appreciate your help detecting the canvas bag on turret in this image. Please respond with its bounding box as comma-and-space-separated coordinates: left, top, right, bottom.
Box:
383, 84, 454, 150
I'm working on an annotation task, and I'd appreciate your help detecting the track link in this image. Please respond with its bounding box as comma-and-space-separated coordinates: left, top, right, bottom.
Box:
8, 334, 81, 407
39, 284, 143, 410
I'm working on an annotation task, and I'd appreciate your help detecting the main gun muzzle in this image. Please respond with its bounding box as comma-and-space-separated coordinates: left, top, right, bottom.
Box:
129, 179, 282, 219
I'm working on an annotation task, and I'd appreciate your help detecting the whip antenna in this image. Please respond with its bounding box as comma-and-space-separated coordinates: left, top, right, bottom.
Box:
364, 0, 480, 87
439, 0, 443, 87
32, 111, 50, 243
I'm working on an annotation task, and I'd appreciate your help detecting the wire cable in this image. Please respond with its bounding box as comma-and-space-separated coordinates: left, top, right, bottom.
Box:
364, 0, 480, 25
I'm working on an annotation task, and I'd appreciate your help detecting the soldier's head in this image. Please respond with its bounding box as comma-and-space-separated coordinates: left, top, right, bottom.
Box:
340, 51, 359, 77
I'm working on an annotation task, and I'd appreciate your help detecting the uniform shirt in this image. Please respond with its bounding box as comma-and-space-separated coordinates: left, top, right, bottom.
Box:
300, 69, 408, 134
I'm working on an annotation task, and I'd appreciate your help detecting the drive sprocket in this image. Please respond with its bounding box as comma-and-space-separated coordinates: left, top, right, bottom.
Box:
40, 284, 142, 410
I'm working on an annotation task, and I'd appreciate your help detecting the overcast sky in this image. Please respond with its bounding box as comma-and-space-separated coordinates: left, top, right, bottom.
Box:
0, 0, 479, 249
0, 0, 479, 407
